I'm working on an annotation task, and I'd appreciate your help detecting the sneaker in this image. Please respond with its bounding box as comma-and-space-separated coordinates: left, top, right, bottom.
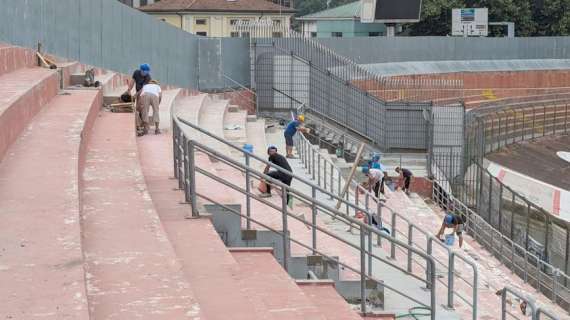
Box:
155, 128, 161, 135
259, 193, 272, 198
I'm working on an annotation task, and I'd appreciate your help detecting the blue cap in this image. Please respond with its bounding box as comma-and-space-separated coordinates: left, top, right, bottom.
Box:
140, 63, 150, 72
362, 166, 370, 174
444, 214, 454, 225
372, 153, 381, 162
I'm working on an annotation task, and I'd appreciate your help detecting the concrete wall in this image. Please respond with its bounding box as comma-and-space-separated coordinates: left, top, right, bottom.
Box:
317, 37, 570, 64
0, 0, 250, 90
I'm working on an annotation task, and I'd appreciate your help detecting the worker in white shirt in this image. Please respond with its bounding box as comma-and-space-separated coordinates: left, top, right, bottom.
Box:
362, 166, 385, 198
139, 79, 162, 136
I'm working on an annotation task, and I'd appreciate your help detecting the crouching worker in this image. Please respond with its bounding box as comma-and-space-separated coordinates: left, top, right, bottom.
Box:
395, 167, 413, 195
139, 80, 162, 136
436, 210, 466, 248
259, 146, 293, 205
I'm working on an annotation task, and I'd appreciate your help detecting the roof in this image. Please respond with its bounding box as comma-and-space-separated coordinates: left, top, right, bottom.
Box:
139, 0, 296, 14
297, 1, 360, 21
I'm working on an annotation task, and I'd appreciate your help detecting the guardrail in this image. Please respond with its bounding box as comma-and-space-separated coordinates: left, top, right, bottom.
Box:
294, 129, 479, 319
221, 74, 256, 113
171, 113, 439, 318
500, 286, 560, 320
433, 181, 570, 313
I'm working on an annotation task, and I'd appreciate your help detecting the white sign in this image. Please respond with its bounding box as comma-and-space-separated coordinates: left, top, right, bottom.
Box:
452, 8, 488, 37
360, 0, 376, 23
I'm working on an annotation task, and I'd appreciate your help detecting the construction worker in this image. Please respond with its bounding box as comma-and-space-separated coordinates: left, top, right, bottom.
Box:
125, 64, 151, 134
367, 153, 388, 195
362, 166, 384, 198
436, 210, 466, 248
260, 145, 293, 205
139, 80, 162, 135
395, 167, 413, 195
283, 115, 309, 158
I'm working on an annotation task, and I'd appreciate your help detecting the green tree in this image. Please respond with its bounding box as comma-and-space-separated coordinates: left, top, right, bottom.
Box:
533, 0, 570, 35
407, 0, 464, 35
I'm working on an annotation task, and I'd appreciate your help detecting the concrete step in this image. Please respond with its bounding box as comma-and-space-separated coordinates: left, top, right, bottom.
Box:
230, 249, 327, 320
223, 107, 248, 157
0, 67, 59, 161
81, 111, 203, 319
0, 89, 101, 319
0, 44, 36, 77
198, 96, 232, 153
296, 280, 363, 320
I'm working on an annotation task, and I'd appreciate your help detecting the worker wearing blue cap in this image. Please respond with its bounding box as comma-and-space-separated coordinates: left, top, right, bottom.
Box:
125, 64, 152, 134
436, 207, 466, 248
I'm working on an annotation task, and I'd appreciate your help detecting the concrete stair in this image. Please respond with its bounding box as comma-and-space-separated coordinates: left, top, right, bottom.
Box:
0, 56, 101, 318
230, 248, 326, 320
296, 280, 364, 320
0, 66, 59, 160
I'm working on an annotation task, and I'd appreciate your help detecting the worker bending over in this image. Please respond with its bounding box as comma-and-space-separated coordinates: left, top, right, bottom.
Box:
283, 115, 309, 158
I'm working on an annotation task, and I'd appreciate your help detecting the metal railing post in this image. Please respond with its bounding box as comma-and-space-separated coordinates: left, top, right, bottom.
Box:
329, 163, 334, 199
448, 253, 455, 309
282, 187, 289, 271
407, 224, 413, 272
317, 153, 321, 186
377, 200, 383, 247
391, 212, 397, 259
311, 148, 316, 180
183, 136, 191, 203
311, 186, 317, 254
245, 153, 252, 230
173, 123, 178, 179
188, 140, 199, 217
426, 238, 433, 290
359, 227, 367, 314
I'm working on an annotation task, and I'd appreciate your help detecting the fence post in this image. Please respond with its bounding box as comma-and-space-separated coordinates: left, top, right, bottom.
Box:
377, 201, 383, 247
311, 186, 317, 255
360, 227, 367, 314
245, 153, 252, 230
188, 140, 199, 217
448, 253, 455, 309
407, 224, 413, 272
282, 187, 289, 271
329, 163, 334, 199
391, 212, 397, 259
173, 123, 178, 179
317, 153, 321, 187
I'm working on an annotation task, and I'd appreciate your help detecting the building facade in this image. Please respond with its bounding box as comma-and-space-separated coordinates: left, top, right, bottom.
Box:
297, 1, 385, 38
139, 0, 295, 37
118, 0, 158, 8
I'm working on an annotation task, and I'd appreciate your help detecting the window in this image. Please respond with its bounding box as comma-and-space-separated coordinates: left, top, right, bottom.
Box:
331, 32, 343, 37
195, 19, 207, 25
272, 19, 281, 26
369, 32, 381, 37
230, 19, 239, 25
230, 31, 240, 38
310, 32, 317, 38
196, 31, 207, 36
272, 32, 283, 38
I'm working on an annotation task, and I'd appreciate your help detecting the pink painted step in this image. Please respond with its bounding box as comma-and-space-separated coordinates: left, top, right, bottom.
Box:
137, 128, 274, 320
0, 67, 59, 161
81, 111, 203, 319
230, 249, 327, 320
296, 280, 362, 320
0, 89, 102, 320
0, 44, 36, 76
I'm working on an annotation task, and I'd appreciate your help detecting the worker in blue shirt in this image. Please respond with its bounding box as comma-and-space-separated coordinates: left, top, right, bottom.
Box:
283, 115, 309, 158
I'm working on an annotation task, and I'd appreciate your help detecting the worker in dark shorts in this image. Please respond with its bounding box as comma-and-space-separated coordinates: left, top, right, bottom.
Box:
395, 167, 413, 195
283, 115, 309, 158
260, 146, 293, 205
436, 211, 466, 248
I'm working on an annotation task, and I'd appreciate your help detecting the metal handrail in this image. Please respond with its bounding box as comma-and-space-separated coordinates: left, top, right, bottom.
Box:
295, 127, 480, 319
501, 286, 538, 319
172, 117, 439, 317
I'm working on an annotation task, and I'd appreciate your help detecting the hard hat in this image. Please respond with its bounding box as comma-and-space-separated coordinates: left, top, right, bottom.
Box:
140, 63, 150, 72
362, 166, 370, 174
444, 214, 454, 225
372, 153, 381, 162
297, 115, 305, 122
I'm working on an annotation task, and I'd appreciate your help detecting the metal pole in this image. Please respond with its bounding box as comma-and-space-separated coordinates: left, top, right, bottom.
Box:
312, 148, 316, 180
448, 253, 455, 309
188, 140, 198, 217
173, 123, 178, 179
317, 153, 321, 187
183, 136, 191, 202
245, 154, 252, 230
311, 186, 317, 255
329, 163, 334, 199
282, 187, 289, 271
472, 263, 478, 320
407, 224, 413, 272
359, 227, 367, 314
391, 212, 396, 259
377, 201, 383, 247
